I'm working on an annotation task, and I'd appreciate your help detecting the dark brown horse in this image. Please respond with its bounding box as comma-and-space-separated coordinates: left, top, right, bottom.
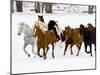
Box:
80, 24, 96, 56
63, 26, 83, 56
33, 25, 56, 60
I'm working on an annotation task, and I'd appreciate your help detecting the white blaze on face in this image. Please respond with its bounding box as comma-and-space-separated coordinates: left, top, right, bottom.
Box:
33, 25, 37, 36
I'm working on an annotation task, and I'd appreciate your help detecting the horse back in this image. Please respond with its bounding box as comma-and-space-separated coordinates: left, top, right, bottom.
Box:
45, 30, 56, 43
72, 28, 83, 43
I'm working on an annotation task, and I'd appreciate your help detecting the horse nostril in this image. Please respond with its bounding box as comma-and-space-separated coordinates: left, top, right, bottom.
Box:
18, 33, 20, 35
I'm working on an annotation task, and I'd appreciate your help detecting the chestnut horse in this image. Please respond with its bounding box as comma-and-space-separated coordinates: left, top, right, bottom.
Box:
33, 25, 56, 60
63, 26, 83, 56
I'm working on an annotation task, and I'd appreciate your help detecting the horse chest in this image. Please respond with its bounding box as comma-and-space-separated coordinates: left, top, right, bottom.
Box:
24, 37, 34, 44
37, 39, 47, 48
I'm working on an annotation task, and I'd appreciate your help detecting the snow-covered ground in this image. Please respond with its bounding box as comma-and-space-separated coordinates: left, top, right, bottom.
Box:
12, 12, 96, 74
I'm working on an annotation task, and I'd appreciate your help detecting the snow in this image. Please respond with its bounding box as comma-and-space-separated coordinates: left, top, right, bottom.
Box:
12, 11, 96, 74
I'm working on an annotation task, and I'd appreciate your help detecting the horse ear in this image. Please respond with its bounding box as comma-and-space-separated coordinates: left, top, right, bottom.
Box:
19, 22, 24, 26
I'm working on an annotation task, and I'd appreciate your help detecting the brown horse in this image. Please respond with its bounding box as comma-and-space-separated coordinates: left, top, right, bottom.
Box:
33, 25, 56, 60
63, 26, 83, 56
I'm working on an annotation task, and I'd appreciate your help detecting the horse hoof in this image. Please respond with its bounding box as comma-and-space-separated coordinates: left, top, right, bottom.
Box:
39, 55, 43, 58
28, 54, 30, 57
71, 53, 73, 55
63, 54, 65, 56
52, 56, 55, 58
44, 57, 47, 60
76, 54, 78, 56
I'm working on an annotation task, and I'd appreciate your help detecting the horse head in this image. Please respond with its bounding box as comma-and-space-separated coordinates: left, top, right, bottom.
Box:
79, 24, 85, 35
60, 26, 72, 42
38, 15, 44, 23
17, 22, 25, 36
86, 23, 95, 31
33, 24, 40, 37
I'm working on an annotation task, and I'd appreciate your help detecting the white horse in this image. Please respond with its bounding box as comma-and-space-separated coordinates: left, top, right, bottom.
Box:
17, 22, 36, 57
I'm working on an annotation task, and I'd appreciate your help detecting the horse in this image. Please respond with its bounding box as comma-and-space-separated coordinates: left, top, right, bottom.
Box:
63, 26, 83, 56
38, 15, 44, 23
17, 22, 36, 57
33, 25, 56, 60
80, 24, 96, 56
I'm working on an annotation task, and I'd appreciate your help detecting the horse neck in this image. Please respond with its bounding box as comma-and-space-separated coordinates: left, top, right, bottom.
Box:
38, 18, 44, 22
36, 28, 45, 40
40, 19, 44, 23
24, 26, 33, 37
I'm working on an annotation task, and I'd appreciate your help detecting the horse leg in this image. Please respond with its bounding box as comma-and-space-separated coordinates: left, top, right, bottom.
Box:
63, 43, 68, 56
85, 43, 89, 54
23, 42, 30, 57
43, 48, 46, 60
89, 44, 92, 56
76, 43, 82, 56
46, 46, 49, 55
52, 44, 55, 58
70, 44, 73, 55
37, 47, 43, 57
94, 44, 96, 51
32, 43, 35, 53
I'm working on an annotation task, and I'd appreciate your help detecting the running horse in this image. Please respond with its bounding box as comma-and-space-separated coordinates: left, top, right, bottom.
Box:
17, 22, 36, 57
63, 26, 83, 56
80, 24, 96, 56
33, 24, 56, 60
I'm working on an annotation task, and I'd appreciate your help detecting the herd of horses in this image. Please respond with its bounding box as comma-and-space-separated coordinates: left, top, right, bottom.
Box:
17, 15, 96, 60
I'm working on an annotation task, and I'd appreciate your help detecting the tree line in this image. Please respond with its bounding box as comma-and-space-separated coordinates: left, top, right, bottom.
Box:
11, 0, 95, 14
11, 0, 52, 13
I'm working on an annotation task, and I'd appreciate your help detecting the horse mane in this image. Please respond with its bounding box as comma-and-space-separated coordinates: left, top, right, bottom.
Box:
19, 22, 30, 28
34, 21, 48, 29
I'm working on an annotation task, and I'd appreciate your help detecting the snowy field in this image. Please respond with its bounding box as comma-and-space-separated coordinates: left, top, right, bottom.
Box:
12, 12, 96, 74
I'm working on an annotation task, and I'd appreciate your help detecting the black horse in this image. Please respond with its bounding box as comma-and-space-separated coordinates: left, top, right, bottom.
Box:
48, 20, 60, 40
80, 24, 96, 56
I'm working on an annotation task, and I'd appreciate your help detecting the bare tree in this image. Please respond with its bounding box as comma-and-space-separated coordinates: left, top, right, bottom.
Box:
45, 3, 52, 13
35, 2, 40, 13
11, 0, 14, 13
16, 1, 23, 12
88, 5, 94, 14
42, 3, 44, 13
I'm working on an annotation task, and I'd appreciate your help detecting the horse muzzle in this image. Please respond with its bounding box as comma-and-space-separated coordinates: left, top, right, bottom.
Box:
17, 33, 21, 36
